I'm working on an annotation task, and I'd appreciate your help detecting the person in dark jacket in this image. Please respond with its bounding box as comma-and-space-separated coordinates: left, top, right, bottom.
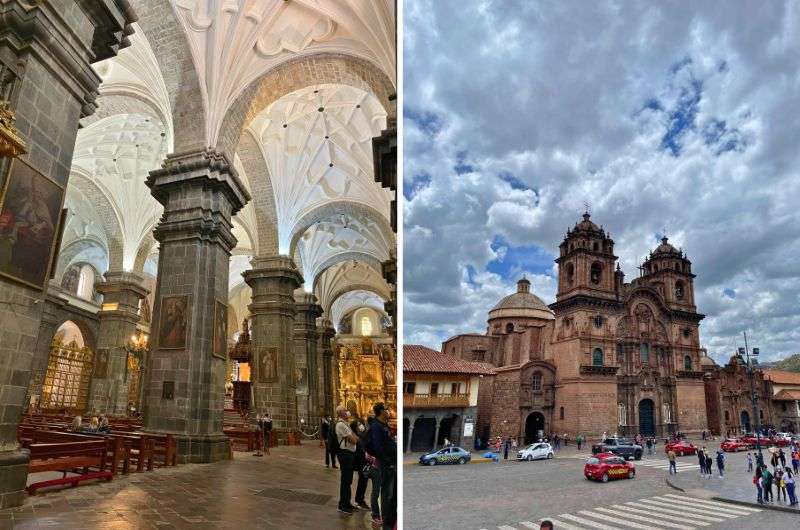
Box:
368, 403, 396, 530
351, 418, 370, 510
321, 415, 336, 468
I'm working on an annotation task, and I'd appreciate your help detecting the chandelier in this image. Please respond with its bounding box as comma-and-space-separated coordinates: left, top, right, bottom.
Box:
0, 101, 26, 158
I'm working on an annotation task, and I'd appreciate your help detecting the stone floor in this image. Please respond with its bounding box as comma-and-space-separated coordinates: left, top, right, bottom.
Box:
0, 443, 381, 529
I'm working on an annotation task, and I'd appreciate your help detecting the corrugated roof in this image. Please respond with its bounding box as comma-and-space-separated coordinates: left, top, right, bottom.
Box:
403, 344, 495, 375
763, 369, 800, 385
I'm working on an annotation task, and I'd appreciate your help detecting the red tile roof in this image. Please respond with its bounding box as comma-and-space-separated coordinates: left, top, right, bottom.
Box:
773, 389, 800, 401
763, 369, 800, 385
403, 345, 495, 375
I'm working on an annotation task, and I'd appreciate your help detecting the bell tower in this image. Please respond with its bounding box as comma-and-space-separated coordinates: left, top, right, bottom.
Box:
555, 212, 618, 302
640, 236, 696, 312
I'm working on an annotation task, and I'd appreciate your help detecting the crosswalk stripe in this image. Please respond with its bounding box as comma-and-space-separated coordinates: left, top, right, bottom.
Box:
576, 510, 663, 530
652, 496, 755, 516
624, 502, 724, 523
636, 499, 736, 518
609, 504, 710, 526
539, 517, 586, 530
518, 523, 538, 529
559, 513, 622, 529
498, 526, 517, 530
593, 507, 693, 530
662, 494, 761, 513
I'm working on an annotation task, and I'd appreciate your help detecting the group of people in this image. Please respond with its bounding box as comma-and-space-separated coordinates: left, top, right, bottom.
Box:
70, 414, 111, 433
695, 446, 725, 477
321, 403, 396, 529
754, 443, 800, 506
252, 412, 273, 456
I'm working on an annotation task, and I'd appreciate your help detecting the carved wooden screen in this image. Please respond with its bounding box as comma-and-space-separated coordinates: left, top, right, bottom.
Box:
126, 352, 142, 413
41, 339, 93, 412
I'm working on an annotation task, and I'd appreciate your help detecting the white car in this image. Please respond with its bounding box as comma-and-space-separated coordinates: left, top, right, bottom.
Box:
517, 442, 555, 461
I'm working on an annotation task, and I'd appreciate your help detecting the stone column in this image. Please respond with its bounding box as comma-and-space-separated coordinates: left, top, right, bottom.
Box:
244, 255, 302, 440
405, 415, 416, 453
0, 0, 134, 509
142, 149, 249, 463
432, 415, 442, 451
318, 319, 336, 416
89, 271, 148, 415
293, 293, 322, 423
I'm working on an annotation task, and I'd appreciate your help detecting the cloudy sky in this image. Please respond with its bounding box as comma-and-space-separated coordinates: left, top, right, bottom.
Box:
403, 0, 800, 364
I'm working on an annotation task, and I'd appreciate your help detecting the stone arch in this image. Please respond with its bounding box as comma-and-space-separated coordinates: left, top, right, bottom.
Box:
54, 237, 109, 285
217, 53, 395, 158
311, 252, 383, 292
236, 129, 278, 256
51, 317, 98, 352
289, 200, 393, 260
68, 173, 125, 271
128, 0, 207, 153
81, 93, 165, 129
132, 231, 157, 273
327, 283, 389, 315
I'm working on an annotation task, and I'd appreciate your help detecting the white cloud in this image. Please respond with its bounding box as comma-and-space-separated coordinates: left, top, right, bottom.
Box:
403, 1, 800, 363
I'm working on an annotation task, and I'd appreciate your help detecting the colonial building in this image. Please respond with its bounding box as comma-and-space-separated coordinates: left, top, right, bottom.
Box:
403, 344, 493, 452
764, 369, 800, 433
443, 213, 709, 441
703, 354, 774, 436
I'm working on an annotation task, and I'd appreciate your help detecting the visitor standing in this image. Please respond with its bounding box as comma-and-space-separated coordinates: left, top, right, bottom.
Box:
697, 449, 706, 477
667, 449, 677, 475
368, 402, 396, 530
321, 415, 336, 468
776, 468, 787, 502
747, 452, 754, 472
646, 438, 653, 455
705, 452, 713, 478
503, 438, 510, 460
792, 449, 799, 474
785, 468, 797, 506
716, 450, 725, 478
755, 466, 764, 504
334, 405, 358, 514
762, 465, 774, 503
576, 434, 583, 451
351, 418, 370, 510
779, 448, 786, 468
262, 413, 273, 455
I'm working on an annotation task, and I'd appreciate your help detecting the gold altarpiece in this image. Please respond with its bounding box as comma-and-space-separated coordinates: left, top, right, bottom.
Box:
336, 338, 396, 423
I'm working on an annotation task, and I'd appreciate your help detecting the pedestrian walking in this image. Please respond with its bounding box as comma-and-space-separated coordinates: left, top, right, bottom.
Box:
785, 468, 798, 506
321, 415, 337, 468
668, 449, 677, 475
512, 437, 518, 454
762, 465, 774, 502
576, 434, 583, 451
771, 450, 780, 470
779, 448, 786, 468
747, 452, 754, 472
646, 438, 653, 455
755, 466, 764, 504
503, 438, 510, 460
776, 468, 788, 502
697, 449, 706, 476
792, 449, 799, 474
705, 452, 713, 477
716, 450, 725, 478
334, 405, 358, 514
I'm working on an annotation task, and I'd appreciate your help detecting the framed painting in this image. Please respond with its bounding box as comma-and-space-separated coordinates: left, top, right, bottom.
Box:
212, 300, 228, 359
0, 158, 65, 290
93, 349, 109, 379
257, 346, 278, 383
159, 295, 188, 349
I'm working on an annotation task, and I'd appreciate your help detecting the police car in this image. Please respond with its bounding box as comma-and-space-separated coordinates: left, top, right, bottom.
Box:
584, 452, 636, 482
419, 446, 471, 466
517, 442, 555, 461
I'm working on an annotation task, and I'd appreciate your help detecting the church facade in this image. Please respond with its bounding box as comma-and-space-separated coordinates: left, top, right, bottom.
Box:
443, 213, 709, 442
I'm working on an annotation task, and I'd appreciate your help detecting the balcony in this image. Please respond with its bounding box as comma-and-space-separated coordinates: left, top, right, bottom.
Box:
404, 393, 470, 409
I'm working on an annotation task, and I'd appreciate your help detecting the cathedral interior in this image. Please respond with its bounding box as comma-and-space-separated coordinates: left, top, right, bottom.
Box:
0, 0, 395, 510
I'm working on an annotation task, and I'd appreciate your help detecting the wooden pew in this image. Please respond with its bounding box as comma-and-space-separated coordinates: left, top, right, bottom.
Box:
137, 433, 176, 467
224, 427, 257, 452
27, 440, 113, 494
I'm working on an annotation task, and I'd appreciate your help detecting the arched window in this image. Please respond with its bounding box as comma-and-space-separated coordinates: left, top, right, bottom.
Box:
684, 355, 692, 371
360, 316, 373, 336
590, 262, 602, 284
566, 263, 575, 285
559, 406, 565, 420
76, 264, 95, 301
675, 280, 684, 300
640, 342, 650, 364
532, 372, 542, 391
592, 348, 603, 366
505, 323, 514, 333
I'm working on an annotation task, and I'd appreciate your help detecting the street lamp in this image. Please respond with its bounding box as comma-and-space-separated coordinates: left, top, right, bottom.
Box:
741, 332, 764, 467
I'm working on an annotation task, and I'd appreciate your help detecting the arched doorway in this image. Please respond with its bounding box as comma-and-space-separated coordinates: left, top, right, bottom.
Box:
524, 412, 546, 444
638, 399, 655, 436
40, 321, 94, 413
410, 417, 436, 452
438, 414, 458, 446
740, 410, 751, 433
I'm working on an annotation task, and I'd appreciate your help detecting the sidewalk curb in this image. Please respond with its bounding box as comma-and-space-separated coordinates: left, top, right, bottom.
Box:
711, 496, 800, 515
665, 476, 800, 514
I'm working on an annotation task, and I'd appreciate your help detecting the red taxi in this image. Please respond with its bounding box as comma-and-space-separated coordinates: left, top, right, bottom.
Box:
664, 440, 697, 456
769, 436, 791, 447
720, 438, 750, 452
584, 452, 636, 483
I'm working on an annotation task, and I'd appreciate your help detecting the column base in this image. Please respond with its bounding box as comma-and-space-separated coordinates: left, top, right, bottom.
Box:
170, 434, 231, 464
0, 449, 30, 509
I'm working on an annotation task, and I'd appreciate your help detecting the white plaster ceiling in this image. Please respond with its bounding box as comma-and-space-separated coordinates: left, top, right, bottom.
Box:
71, 113, 168, 271
330, 289, 386, 331
61, 186, 109, 256
92, 22, 174, 148
171, 0, 395, 146
249, 83, 391, 255
314, 259, 390, 318
296, 210, 391, 285
231, 153, 258, 255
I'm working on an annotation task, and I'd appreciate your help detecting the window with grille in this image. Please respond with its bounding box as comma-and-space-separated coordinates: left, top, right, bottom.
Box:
532, 372, 542, 391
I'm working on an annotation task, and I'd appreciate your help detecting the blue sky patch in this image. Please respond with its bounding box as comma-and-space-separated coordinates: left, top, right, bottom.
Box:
661, 79, 702, 156
405, 107, 443, 136
488, 236, 555, 279
403, 172, 431, 200
499, 170, 530, 192
454, 150, 475, 175
723, 288, 736, 299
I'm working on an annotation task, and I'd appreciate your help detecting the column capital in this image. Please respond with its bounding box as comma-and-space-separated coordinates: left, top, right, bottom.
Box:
96, 269, 148, 320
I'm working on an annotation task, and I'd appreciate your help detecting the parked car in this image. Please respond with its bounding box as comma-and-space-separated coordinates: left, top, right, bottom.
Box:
584, 452, 636, 482
517, 442, 554, 461
591, 438, 643, 460
720, 438, 750, 452
664, 440, 697, 456
419, 446, 471, 466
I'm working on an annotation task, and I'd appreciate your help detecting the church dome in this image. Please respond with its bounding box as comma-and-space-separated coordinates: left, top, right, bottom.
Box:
574, 212, 601, 232
488, 278, 555, 321
653, 236, 680, 256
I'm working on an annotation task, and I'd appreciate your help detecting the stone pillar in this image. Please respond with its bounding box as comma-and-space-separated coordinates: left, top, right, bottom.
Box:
142, 149, 249, 463
405, 416, 416, 453
243, 255, 302, 440
89, 271, 148, 415
293, 293, 322, 423
0, 0, 134, 508
318, 320, 336, 416
432, 415, 442, 451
